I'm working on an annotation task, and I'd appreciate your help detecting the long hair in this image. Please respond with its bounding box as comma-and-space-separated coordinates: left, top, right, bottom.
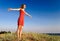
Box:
21, 4, 26, 9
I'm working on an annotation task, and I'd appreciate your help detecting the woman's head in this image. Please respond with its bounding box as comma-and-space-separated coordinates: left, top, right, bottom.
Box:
21, 4, 26, 9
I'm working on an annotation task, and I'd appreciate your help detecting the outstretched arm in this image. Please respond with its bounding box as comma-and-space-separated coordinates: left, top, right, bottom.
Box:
25, 12, 32, 18
8, 8, 20, 11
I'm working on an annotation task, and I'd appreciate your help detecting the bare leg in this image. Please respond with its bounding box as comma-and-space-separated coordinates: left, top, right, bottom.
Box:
19, 25, 23, 39
20, 26, 23, 39
17, 26, 20, 40
17, 25, 23, 40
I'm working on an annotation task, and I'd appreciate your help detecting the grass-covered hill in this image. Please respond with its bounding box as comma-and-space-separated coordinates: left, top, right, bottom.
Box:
0, 32, 60, 41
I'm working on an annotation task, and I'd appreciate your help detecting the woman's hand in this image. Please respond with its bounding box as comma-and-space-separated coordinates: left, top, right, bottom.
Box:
8, 8, 12, 11
29, 15, 32, 19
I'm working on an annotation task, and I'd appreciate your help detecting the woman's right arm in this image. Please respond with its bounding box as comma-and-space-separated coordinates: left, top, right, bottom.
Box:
8, 8, 20, 11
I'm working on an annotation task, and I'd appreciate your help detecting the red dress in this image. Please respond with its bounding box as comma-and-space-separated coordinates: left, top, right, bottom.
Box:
18, 9, 25, 26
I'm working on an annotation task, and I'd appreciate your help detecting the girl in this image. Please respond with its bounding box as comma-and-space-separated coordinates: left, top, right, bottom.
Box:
8, 4, 32, 40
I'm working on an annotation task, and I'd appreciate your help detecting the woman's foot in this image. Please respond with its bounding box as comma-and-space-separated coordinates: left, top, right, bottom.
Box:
18, 38, 22, 41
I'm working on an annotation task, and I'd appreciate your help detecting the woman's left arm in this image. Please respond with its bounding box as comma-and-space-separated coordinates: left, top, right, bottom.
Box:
25, 12, 32, 18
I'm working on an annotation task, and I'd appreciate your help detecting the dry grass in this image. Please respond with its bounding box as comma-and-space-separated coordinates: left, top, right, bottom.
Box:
0, 32, 60, 41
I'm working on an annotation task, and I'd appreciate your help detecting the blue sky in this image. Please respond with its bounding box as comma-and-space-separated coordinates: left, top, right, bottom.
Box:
0, 0, 60, 33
